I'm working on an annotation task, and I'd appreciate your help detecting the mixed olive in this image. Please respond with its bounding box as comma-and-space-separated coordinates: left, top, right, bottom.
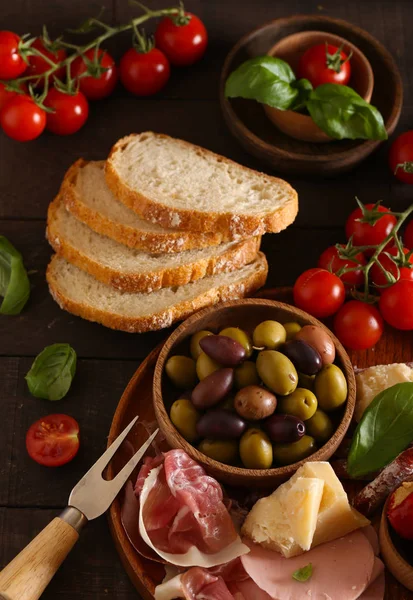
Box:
165, 319, 348, 469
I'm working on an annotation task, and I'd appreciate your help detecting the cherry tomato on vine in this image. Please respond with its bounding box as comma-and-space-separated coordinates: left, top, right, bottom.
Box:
345, 203, 397, 251
297, 43, 351, 88
71, 48, 118, 101
26, 414, 80, 467
27, 38, 67, 85
293, 268, 345, 318
380, 280, 413, 330
0, 95, 46, 141
389, 131, 413, 184
318, 244, 366, 287
119, 47, 170, 96
0, 31, 26, 79
334, 301, 384, 350
370, 247, 413, 289
155, 12, 208, 66
0, 81, 27, 112
405, 220, 413, 250
44, 88, 89, 135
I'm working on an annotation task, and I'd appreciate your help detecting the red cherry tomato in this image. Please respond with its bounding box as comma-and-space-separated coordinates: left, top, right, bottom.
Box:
297, 43, 351, 88
405, 220, 413, 250
293, 268, 345, 318
44, 88, 89, 135
0, 81, 27, 112
26, 414, 80, 467
119, 47, 170, 96
0, 31, 26, 79
155, 12, 208, 66
345, 203, 397, 252
389, 131, 413, 184
370, 247, 413, 289
318, 245, 366, 287
0, 95, 46, 141
70, 48, 118, 101
379, 280, 413, 330
26, 38, 67, 85
334, 301, 384, 350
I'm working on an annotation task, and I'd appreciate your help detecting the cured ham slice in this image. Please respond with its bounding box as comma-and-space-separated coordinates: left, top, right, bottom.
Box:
138, 449, 249, 567
241, 530, 375, 600
154, 567, 235, 600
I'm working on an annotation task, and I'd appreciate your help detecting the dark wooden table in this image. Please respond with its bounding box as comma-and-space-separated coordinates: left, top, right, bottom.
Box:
1, 0, 412, 598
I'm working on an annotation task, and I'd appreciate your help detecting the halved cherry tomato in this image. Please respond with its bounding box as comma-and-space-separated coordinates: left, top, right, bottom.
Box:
405, 220, 413, 250
0, 95, 46, 141
293, 268, 345, 318
334, 301, 384, 350
370, 247, 413, 289
0, 81, 27, 112
26, 414, 80, 467
297, 43, 351, 88
379, 280, 413, 331
318, 245, 366, 287
389, 131, 413, 184
119, 47, 170, 96
26, 38, 67, 85
345, 203, 396, 252
155, 12, 208, 66
44, 88, 89, 135
0, 31, 26, 79
70, 48, 117, 100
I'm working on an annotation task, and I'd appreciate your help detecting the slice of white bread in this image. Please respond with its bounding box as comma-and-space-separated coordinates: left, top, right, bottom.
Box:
61, 160, 226, 253
47, 196, 261, 293
105, 132, 298, 238
47, 253, 268, 333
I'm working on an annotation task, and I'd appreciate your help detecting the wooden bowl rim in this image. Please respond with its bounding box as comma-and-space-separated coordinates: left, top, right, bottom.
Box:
380, 495, 413, 583
153, 298, 356, 482
220, 14, 403, 162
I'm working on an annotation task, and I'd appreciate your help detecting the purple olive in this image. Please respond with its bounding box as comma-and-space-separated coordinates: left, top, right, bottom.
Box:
199, 335, 246, 367
280, 339, 322, 375
264, 414, 306, 443
196, 409, 246, 439
191, 368, 234, 409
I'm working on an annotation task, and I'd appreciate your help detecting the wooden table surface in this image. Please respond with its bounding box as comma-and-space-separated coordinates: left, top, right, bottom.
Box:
0, 0, 412, 598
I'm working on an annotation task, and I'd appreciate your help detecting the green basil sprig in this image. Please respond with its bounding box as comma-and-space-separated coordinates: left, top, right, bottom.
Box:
348, 382, 413, 477
292, 563, 313, 582
0, 236, 30, 315
26, 343, 77, 401
225, 56, 388, 141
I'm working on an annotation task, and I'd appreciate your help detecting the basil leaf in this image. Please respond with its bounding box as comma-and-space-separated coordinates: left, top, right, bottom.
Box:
290, 78, 313, 111
292, 563, 313, 582
26, 343, 77, 401
348, 382, 413, 477
225, 56, 299, 110
306, 84, 388, 140
0, 236, 30, 315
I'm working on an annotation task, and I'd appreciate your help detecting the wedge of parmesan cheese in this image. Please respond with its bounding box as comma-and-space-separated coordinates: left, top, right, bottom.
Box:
355, 363, 413, 421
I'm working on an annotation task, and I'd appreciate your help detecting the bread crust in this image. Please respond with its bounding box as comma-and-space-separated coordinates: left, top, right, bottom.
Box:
61, 159, 227, 253
46, 253, 269, 333
47, 197, 261, 293
105, 133, 299, 238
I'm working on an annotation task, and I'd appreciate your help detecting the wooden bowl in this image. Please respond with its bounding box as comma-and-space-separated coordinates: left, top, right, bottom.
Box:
264, 30, 374, 143
220, 15, 403, 176
380, 495, 413, 591
153, 298, 356, 488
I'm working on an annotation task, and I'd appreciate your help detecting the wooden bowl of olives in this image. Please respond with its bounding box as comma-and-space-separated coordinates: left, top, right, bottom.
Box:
153, 299, 356, 488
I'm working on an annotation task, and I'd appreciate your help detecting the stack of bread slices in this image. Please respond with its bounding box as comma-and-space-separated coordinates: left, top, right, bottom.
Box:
46, 132, 298, 333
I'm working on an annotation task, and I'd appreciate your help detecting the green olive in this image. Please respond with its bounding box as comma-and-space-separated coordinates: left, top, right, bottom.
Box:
220, 327, 253, 358
198, 439, 238, 464
170, 399, 200, 442
165, 355, 197, 389
283, 322, 302, 341
196, 352, 221, 380
190, 330, 213, 360
273, 435, 316, 466
239, 428, 273, 469
306, 410, 334, 443
253, 320, 286, 349
234, 361, 260, 389
278, 388, 318, 421
256, 350, 298, 396
298, 372, 316, 391
314, 364, 348, 411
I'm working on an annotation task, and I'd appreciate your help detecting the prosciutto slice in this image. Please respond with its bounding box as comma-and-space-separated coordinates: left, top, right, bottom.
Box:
155, 567, 235, 600
138, 450, 249, 567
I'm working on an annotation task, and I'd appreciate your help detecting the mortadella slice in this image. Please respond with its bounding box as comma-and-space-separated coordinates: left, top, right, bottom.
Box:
241, 530, 375, 600
362, 525, 380, 556
358, 558, 385, 600
235, 579, 272, 600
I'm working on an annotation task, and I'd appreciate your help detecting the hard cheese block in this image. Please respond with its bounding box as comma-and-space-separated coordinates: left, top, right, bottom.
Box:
242, 461, 370, 558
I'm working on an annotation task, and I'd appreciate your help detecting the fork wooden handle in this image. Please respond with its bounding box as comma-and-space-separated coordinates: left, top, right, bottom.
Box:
0, 508, 87, 600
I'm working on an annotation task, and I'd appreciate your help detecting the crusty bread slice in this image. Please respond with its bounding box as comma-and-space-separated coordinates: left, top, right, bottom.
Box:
105, 132, 298, 238
61, 160, 227, 253
47, 253, 268, 333
47, 196, 261, 293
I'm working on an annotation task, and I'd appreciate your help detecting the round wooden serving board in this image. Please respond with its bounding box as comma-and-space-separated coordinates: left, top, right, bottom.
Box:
107, 288, 413, 600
